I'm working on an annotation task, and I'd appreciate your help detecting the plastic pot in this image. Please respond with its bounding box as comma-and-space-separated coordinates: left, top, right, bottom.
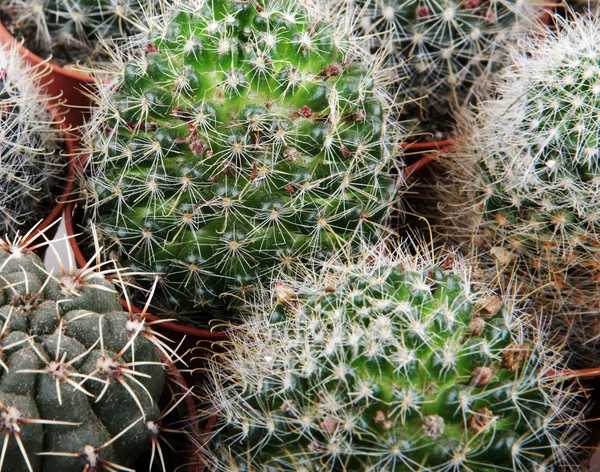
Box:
0, 21, 94, 128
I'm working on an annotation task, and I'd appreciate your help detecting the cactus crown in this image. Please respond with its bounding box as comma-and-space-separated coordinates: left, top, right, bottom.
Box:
83, 0, 402, 318
0, 228, 176, 472
0, 44, 62, 236
2, 0, 155, 67
200, 244, 586, 471
328, 0, 541, 135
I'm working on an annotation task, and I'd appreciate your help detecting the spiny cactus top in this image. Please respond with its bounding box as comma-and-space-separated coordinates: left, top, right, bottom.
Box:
443, 12, 600, 297
84, 0, 401, 317
0, 44, 62, 236
200, 246, 585, 471
0, 232, 169, 471
331, 0, 540, 135
2, 0, 153, 67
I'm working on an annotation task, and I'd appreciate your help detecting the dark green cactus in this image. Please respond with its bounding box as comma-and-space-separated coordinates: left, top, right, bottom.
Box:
84, 0, 401, 318
0, 232, 168, 471
200, 247, 586, 471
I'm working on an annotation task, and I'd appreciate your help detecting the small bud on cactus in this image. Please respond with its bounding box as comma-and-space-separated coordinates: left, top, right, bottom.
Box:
199, 244, 586, 471
438, 11, 600, 364
83, 0, 402, 317
0, 44, 62, 236
0, 228, 170, 471
2, 0, 155, 66
328, 0, 542, 134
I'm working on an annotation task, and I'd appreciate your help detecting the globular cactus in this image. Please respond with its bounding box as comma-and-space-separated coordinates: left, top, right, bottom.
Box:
438, 12, 600, 363
199, 244, 586, 471
2, 0, 155, 66
0, 229, 173, 471
327, 0, 541, 136
83, 0, 402, 317
0, 44, 62, 236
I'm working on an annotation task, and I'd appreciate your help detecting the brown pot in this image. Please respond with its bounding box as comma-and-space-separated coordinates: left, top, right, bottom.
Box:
0, 21, 94, 128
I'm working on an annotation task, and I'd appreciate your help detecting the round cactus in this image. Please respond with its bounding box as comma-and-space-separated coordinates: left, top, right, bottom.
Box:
327, 0, 541, 135
2, 0, 155, 67
0, 230, 170, 471
0, 43, 62, 236
83, 0, 401, 317
200, 245, 586, 471
437, 11, 600, 359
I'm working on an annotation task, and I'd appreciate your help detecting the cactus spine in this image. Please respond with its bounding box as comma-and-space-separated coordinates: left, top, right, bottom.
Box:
83, 0, 402, 317
199, 244, 586, 471
0, 44, 62, 236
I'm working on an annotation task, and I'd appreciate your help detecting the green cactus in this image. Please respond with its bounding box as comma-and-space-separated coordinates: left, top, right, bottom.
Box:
437, 11, 600, 363
2, 0, 155, 67
83, 0, 401, 318
0, 229, 171, 471
200, 245, 586, 471
327, 0, 541, 136
0, 44, 63, 236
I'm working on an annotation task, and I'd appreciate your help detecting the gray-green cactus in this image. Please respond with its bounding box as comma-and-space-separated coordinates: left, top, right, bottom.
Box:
0, 43, 62, 236
0, 230, 170, 471
83, 0, 402, 318
200, 245, 586, 471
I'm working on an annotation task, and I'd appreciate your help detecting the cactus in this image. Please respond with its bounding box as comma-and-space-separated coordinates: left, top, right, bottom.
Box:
327, 0, 541, 136
83, 0, 402, 317
0, 227, 175, 471
2, 0, 155, 67
0, 43, 62, 236
199, 244, 586, 471
437, 11, 600, 362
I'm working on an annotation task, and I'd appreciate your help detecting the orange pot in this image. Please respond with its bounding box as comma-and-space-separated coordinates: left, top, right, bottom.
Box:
0, 21, 94, 128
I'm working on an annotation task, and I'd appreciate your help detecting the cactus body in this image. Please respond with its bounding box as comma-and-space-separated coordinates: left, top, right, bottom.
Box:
0, 234, 166, 471
3, 0, 153, 67
439, 12, 600, 363
84, 0, 400, 317
201, 247, 585, 471
0, 44, 62, 235
329, 0, 540, 135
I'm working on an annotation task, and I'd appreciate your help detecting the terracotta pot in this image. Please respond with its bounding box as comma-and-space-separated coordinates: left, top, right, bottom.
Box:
63, 202, 228, 347
22, 107, 78, 258
0, 21, 94, 128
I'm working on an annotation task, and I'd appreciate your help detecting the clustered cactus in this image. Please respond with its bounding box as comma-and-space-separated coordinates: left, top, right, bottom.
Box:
0, 43, 62, 236
200, 246, 586, 471
327, 0, 541, 135
438, 12, 600, 363
2, 0, 154, 67
0, 231, 170, 471
84, 0, 401, 317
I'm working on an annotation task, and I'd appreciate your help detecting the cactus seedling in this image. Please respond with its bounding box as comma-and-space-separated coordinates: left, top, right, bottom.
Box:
84, 0, 402, 317
200, 244, 586, 471
0, 43, 63, 236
